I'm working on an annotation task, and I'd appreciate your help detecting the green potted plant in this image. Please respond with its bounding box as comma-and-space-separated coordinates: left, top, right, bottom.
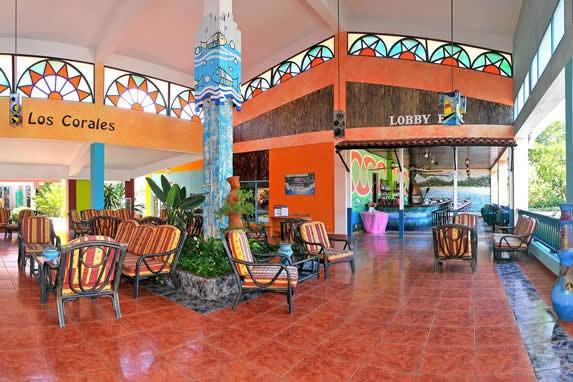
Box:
217, 188, 255, 229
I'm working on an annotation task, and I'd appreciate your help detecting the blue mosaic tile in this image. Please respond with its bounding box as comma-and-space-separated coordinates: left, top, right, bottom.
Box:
519, 322, 568, 345
526, 341, 573, 371
536, 366, 573, 382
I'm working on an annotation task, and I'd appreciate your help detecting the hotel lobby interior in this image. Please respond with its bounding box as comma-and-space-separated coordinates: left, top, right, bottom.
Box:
1, 0, 573, 380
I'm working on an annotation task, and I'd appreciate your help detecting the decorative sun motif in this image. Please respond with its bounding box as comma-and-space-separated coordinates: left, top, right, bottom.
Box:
17, 59, 93, 102
301, 44, 334, 71
272, 61, 301, 86
472, 52, 512, 77
0, 68, 10, 96
242, 77, 270, 101
430, 44, 471, 68
348, 34, 387, 57
171, 90, 203, 122
388, 38, 427, 61
105, 74, 167, 115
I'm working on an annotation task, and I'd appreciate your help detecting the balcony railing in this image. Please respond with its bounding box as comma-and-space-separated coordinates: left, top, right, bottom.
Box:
518, 209, 560, 252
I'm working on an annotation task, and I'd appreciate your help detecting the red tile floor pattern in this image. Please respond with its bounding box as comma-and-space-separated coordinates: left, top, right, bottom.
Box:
0, 228, 558, 381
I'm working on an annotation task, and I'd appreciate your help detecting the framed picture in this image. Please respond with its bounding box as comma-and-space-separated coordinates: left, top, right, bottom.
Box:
285, 173, 315, 195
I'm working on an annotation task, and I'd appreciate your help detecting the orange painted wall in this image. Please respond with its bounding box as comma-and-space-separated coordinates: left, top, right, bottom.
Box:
269, 142, 335, 232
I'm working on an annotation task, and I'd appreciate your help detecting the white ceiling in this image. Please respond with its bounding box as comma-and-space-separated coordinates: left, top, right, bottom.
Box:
0, 0, 523, 180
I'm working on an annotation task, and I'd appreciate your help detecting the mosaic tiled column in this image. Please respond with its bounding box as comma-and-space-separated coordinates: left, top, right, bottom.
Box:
194, 0, 242, 237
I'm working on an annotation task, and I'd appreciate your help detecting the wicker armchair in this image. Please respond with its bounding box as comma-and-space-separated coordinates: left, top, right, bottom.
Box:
223, 229, 298, 314
296, 221, 355, 279
492, 216, 537, 262
432, 224, 477, 272
46, 235, 127, 327
18, 216, 61, 274
68, 209, 90, 239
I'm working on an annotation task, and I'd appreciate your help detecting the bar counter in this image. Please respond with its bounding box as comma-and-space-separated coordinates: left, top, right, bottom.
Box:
376, 204, 442, 230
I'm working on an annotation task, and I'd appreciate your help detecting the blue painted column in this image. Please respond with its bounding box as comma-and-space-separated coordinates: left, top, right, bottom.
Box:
90, 143, 104, 210
566, 59, 573, 202
195, 0, 242, 237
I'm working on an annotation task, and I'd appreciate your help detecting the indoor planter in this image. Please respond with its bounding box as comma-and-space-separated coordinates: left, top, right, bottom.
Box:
217, 176, 255, 230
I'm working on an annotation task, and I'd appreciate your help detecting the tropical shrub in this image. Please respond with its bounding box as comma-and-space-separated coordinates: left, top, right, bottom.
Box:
33, 182, 65, 217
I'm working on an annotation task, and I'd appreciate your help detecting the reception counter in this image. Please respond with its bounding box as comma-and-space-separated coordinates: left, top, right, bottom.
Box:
376, 204, 443, 231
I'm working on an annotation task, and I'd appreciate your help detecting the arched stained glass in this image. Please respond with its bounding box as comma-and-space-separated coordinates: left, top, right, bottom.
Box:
471, 52, 512, 77
348, 34, 387, 57
429, 44, 471, 68
388, 38, 427, 61
301, 44, 334, 71
242, 77, 270, 101
0, 68, 10, 96
170, 90, 203, 122
105, 74, 167, 115
17, 59, 93, 102
272, 61, 301, 86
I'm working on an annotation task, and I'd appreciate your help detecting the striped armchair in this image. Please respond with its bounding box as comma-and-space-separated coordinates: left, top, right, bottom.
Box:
223, 229, 298, 314
492, 216, 537, 262
18, 216, 61, 274
121, 224, 187, 298
47, 235, 127, 327
68, 209, 90, 239
296, 221, 355, 279
115, 208, 133, 221
80, 209, 101, 221
453, 213, 478, 229
90, 215, 121, 239
432, 224, 477, 272
0, 207, 9, 238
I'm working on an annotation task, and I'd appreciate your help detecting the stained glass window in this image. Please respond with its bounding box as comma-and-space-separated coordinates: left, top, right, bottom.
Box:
242, 77, 270, 100
171, 90, 203, 122
105, 73, 167, 115
0, 69, 9, 97
471, 52, 512, 77
388, 38, 427, 61
429, 44, 471, 68
348, 34, 387, 57
272, 61, 301, 86
301, 43, 334, 71
17, 59, 93, 102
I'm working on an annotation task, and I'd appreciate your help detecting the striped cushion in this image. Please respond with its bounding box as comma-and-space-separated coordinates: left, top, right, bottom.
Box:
453, 213, 477, 228
227, 230, 254, 276
18, 209, 35, 221
121, 252, 169, 277
24, 243, 52, 253
436, 226, 471, 258
299, 222, 331, 254
148, 225, 181, 263
128, 225, 156, 255
21, 217, 52, 244
58, 235, 118, 296
493, 236, 529, 249
115, 208, 132, 221
101, 209, 118, 218
81, 209, 101, 221
513, 217, 528, 235
323, 248, 354, 263
116, 220, 139, 245
0, 208, 9, 224
243, 265, 298, 288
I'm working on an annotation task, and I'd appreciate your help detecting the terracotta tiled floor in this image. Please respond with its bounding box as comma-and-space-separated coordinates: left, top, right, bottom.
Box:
0, 227, 555, 381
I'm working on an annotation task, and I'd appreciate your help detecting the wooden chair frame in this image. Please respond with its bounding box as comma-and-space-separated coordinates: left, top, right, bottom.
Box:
432, 224, 477, 273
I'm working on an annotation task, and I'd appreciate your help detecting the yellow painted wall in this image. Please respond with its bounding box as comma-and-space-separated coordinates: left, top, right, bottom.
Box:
76, 180, 91, 211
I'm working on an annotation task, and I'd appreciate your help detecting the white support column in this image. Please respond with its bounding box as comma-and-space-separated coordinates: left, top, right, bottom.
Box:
509, 147, 515, 225
513, 137, 529, 211
498, 153, 509, 206
399, 149, 404, 239
453, 147, 458, 213
490, 166, 498, 205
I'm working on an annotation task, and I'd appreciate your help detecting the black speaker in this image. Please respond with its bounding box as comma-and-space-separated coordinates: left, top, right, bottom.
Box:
9, 93, 22, 126
333, 110, 345, 138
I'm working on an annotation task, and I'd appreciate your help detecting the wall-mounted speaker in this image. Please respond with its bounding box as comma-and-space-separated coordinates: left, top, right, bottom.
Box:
333, 110, 345, 138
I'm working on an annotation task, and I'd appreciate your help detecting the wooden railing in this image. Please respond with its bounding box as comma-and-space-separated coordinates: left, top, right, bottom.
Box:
518, 209, 560, 252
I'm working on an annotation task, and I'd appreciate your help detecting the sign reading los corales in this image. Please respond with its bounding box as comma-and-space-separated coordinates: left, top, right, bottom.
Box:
26, 112, 116, 131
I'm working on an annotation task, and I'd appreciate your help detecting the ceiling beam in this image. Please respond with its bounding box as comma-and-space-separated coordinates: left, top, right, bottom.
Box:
302, 0, 341, 32
94, 0, 153, 63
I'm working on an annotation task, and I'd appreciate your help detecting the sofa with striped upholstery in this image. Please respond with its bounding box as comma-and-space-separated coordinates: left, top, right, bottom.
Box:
115, 220, 187, 298
492, 215, 537, 262
223, 229, 298, 314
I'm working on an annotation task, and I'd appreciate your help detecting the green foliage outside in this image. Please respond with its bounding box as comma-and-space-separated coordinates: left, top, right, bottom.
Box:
33, 182, 65, 217
418, 175, 490, 187
146, 175, 205, 229
104, 183, 125, 210
10, 206, 33, 220
529, 121, 565, 209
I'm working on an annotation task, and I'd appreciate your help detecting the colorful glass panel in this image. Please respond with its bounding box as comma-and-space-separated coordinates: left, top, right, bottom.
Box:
388, 38, 427, 61
242, 77, 270, 100
0, 68, 9, 96
471, 52, 512, 77
301, 44, 334, 71
429, 44, 471, 68
170, 90, 203, 122
17, 59, 93, 102
272, 61, 301, 86
348, 34, 387, 57
105, 74, 167, 115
